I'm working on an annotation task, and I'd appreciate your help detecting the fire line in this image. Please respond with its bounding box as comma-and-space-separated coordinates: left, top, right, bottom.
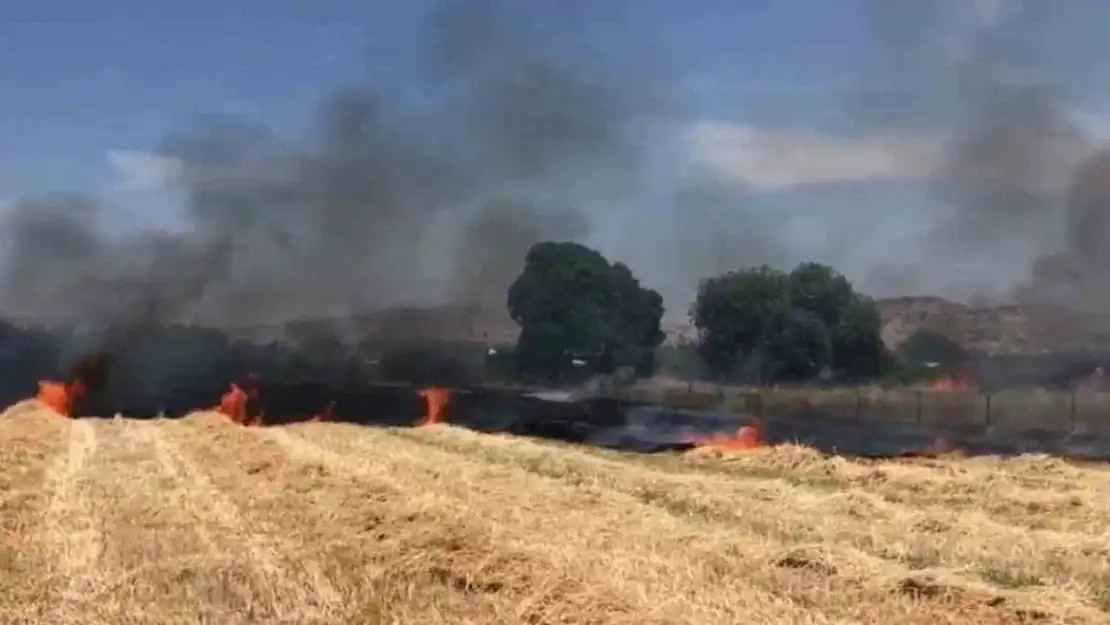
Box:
418, 388, 451, 426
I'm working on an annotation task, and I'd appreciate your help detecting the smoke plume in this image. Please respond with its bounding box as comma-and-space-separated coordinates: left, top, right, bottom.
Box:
0, 0, 663, 333
13, 0, 1110, 339
856, 0, 1110, 310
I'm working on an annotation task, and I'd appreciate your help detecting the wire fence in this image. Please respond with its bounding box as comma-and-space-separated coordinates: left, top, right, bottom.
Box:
626, 381, 1110, 434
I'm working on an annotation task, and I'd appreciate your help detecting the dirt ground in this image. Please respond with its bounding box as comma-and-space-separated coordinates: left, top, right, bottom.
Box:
2, 402, 1109, 624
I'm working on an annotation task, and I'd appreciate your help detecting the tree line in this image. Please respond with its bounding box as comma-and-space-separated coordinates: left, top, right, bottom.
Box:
0, 238, 964, 391
504, 240, 961, 386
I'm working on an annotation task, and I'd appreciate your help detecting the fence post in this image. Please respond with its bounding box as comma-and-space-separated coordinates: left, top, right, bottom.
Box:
916, 390, 923, 424
984, 392, 992, 427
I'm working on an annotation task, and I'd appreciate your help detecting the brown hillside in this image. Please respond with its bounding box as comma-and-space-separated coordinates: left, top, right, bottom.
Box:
662, 296, 1110, 355
877, 296, 1110, 355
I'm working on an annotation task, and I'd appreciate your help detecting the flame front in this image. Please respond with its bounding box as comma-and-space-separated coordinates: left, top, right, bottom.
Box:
218, 383, 249, 424
217, 375, 260, 425
686, 424, 764, 454
417, 388, 451, 426
33, 352, 110, 417
932, 376, 972, 390
35, 380, 87, 417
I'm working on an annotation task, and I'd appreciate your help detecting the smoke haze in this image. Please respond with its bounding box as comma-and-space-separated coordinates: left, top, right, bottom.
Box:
854, 0, 1110, 312
0, 0, 668, 332
7, 0, 1110, 336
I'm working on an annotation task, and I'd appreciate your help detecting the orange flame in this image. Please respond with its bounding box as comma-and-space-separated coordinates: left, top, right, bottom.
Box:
216, 375, 260, 426
217, 383, 249, 424
931, 375, 972, 390
35, 380, 87, 417
686, 424, 764, 453
33, 352, 111, 418
417, 388, 451, 426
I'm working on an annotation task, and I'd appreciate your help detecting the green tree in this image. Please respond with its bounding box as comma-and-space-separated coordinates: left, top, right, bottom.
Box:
507, 241, 665, 382
690, 265, 789, 382
830, 294, 888, 381
691, 262, 887, 384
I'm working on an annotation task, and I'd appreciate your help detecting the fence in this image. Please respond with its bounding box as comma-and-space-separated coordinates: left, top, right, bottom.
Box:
628, 381, 1110, 434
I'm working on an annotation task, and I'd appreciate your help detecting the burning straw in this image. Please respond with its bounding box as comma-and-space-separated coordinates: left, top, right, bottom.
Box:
418, 388, 451, 427
33, 352, 112, 418
216, 375, 261, 426
210, 378, 454, 428
685, 423, 764, 456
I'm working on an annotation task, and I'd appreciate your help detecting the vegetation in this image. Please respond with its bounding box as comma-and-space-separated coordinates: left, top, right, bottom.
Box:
655, 341, 705, 380
507, 241, 665, 383
690, 262, 888, 384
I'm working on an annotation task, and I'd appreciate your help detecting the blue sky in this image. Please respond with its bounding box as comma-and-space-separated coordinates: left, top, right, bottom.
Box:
0, 0, 872, 197
2, 1, 1108, 313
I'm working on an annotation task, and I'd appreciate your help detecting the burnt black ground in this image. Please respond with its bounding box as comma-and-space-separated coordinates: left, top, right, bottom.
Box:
33, 380, 1110, 461
4, 346, 1109, 461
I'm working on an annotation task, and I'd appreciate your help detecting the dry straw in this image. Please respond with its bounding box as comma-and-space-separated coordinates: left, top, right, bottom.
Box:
1, 403, 1108, 622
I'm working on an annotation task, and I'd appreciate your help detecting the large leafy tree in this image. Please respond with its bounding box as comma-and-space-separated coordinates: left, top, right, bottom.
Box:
691, 262, 886, 384
507, 241, 665, 382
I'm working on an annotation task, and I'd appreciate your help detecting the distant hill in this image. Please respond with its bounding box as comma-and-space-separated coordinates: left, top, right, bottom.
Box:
876, 296, 1110, 356
659, 295, 1110, 356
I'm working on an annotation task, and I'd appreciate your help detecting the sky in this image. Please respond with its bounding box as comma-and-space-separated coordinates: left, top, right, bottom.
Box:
0, 0, 869, 193
3, 0, 1110, 319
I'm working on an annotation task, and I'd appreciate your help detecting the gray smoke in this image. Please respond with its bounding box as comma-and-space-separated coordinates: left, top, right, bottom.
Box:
16, 0, 1110, 339
0, 0, 663, 333
855, 0, 1110, 309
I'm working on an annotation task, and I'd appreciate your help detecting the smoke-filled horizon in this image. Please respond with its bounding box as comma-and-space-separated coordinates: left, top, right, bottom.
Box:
852, 0, 1110, 314
6, 0, 1110, 334
0, 0, 676, 331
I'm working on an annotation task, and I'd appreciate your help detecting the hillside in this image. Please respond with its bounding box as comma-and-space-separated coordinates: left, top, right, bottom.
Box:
664, 296, 1110, 355
659, 297, 1110, 356
877, 297, 1110, 356
2, 405, 1109, 623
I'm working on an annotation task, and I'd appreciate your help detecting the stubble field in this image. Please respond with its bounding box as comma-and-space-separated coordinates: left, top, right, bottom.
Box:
2, 402, 1109, 624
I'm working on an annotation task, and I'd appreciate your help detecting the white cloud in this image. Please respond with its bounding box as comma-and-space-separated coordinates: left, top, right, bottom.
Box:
105, 150, 183, 192
685, 120, 943, 191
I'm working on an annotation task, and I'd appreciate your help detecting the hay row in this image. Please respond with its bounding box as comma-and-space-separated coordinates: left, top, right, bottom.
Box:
4, 412, 1107, 622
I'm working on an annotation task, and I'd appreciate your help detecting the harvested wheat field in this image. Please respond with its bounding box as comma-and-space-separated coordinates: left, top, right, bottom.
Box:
2, 402, 1110, 624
